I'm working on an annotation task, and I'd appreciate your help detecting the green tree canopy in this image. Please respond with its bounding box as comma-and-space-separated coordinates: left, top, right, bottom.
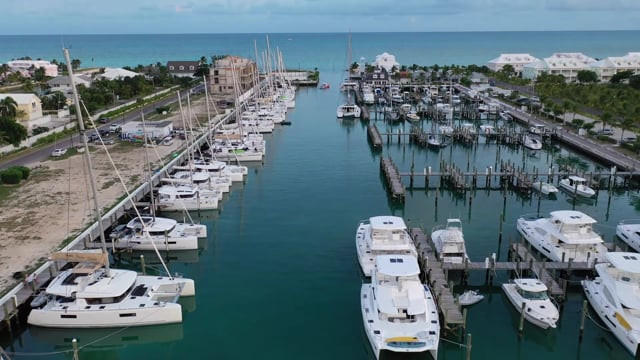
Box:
576, 70, 598, 84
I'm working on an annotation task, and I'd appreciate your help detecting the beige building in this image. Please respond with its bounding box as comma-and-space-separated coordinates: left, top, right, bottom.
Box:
0, 93, 43, 123
209, 56, 257, 96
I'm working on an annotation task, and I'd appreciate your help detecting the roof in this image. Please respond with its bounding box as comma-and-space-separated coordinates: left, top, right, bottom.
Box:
568, 175, 587, 181
100, 67, 139, 80
607, 252, 640, 273
126, 216, 177, 232
549, 210, 597, 225
374, 52, 399, 72
0, 93, 39, 104
369, 216, 407, 231
167, 61, 200, 73
488, 53, 540, 64
47, 74, 92, 86
76, 269, 137, 298
514, 278, 548, 292
375, 255, 420, 277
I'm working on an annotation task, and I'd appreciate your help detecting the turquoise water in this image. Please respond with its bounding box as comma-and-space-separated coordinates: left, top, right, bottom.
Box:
1, 69, 639, 359
1, 31, 639, 71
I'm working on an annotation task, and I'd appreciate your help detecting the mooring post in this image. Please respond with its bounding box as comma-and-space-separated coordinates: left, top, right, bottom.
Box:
579, 299, 587, 342
518, 302, 526, 336
140, 255, 146, 275
466, 333, 472, 360
72, 338, 79, 360
498, 212, 503, 244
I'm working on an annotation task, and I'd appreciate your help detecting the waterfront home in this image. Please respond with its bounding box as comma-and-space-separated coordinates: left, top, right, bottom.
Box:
522, 53, 596, 82
167, 61, 199, 78
0, 93, 43, 124
487, 53, 540, 75
47, 75, 92, 96
362, 67, 390, 89
7, 60, 58, 77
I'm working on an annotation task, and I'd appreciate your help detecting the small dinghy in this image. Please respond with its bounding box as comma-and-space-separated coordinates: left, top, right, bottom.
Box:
458, 290, 484, 306
30, 292, 50, 308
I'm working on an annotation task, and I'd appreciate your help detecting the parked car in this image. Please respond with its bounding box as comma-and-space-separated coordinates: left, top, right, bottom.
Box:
109, 124, 121, 133
102, 138, 115, 145
99, 129, 109, 136
599, 128, 614, 136
88, 133, 100, 142
623, 136, 637, 144
51, 148, 67, 157
98, 117, 109, 124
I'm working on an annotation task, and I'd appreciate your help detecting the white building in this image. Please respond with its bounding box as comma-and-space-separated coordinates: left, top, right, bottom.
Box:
99, 68, 139, 81
47, 75, 92, 95
7, 60, 58, 77
121, 120, 173, 140
522, 53, 596, 82
373, 52, 399, 73
589, 52, 640, 82
487, 53, 540, 74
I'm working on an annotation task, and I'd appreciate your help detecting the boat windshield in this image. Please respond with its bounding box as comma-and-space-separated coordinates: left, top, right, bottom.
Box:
517, 288, 548, 300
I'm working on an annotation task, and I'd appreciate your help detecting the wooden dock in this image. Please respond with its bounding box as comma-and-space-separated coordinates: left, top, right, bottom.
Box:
380, 157, 405, 201
367, 124, 382, 149
410, 228, 465, 330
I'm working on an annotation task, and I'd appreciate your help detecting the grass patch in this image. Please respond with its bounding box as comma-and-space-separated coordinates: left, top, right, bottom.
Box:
33, 127, 78, 147
0, 185, 18, 205
49, 147, 78, 160
101, 178, 118, 190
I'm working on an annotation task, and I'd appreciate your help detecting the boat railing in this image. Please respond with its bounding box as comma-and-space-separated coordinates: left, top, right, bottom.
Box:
519, 213, 545, 221
619, 219, 640, 226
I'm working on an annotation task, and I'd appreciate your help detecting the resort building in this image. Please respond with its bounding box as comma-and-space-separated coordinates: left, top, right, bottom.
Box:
99, 67, 139, 81
487, 53, 540, 74
167, 61, 200, 78
373, 52, 399, 73
589, 52, 640, 82
208, 56, 257, 96
522, 53, 597, 82
7, 60, 58, 77
362, 67, 390, 89
0, 93, 43, 124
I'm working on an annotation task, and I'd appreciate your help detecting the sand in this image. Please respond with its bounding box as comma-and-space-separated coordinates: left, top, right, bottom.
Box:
0, 97, 214, 292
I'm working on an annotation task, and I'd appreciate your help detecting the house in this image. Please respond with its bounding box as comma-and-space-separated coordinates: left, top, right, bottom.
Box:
208, 56, 257, 96
120, 120, 173, 140
47, 75, 92, 95
487, 54, 540, 74
590, 52, 640, 82
7, 60, 58, 77
0, 94, 43, 123
167, 61, 200, 78
373, 52, 399, 73
470, 72, 489, 84
362, 67, 389, 89
99, 67, 139, 81
523, 53, 596, 82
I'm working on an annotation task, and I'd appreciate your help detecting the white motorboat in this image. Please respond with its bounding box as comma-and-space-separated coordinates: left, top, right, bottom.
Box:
458, 290, 484, 306
427, 134, 444, 148
531, 181, 558, 195
529, 124, 545, 135
113, 216, 205, 251
461, 122, 477, 135
431, 219, 469, 264
524, 135, 542, 150
499, 111, 513, 122
157, 184, 220, 211
340, 80, 359, 92
438, 125, 454, 136
517, 210, 607, 264
406, 111, 420, 122
502, 278, 559, 329
337, 103, 361, 118
355, 216, 418, 277
28, 251, 195, 328
616, 220, 640, 252
479, 124, 495, 136
361, 255, 440, 359
559, 176, 595, 197
363, 86, 375, 104
582, 252, 640, 355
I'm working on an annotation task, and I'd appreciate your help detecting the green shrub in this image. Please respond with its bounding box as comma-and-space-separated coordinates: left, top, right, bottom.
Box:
597, 135, 617, 144
0, 168, 22, 184
11, 166, 30, 180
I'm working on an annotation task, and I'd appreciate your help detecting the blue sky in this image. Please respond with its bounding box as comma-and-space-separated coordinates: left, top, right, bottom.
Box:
2, 0, 640, 34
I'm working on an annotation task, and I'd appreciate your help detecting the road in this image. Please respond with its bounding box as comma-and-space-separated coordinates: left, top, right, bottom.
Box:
0, 85, 203, 170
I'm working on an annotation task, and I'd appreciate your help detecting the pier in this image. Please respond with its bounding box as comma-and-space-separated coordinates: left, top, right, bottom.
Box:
367, 124, 382, 149
380, 157, 405, 201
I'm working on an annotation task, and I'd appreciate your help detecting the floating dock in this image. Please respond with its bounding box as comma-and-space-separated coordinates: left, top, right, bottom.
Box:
380, 157, 405, 201
367, 124, 382, 149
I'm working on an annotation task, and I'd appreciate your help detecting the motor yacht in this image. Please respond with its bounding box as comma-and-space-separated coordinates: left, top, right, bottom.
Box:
431, 219, 469, 264
337, 103, 361, 118
502, 278, 559, 329
616, 220, 640, 252
157, 184, 220, 211
517, 210, 607, 264
356, 216, 418, 277
361, 255, 440, 359
558, 176, 595, 197
582, 252, 640, 355
113, 216, 205, 251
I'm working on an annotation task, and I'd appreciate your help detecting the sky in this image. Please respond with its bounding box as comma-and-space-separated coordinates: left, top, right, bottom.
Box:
2, 0, 640, 34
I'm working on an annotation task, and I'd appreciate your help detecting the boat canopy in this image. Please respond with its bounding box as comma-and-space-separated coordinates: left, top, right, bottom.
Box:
375, 255, 420, 277
549, 210, 596, 225
567, 175, 587, 182
514, 278, 547, 292
370, 216, 407, 231
76, 269, 137, 298
607, 252, 640, 274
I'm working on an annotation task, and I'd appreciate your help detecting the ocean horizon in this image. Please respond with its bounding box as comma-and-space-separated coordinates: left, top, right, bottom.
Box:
1, 31, 639, 72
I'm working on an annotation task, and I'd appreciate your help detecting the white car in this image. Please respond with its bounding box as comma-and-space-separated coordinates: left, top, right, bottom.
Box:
51, 148, 67, 157
109, 124, 121, 133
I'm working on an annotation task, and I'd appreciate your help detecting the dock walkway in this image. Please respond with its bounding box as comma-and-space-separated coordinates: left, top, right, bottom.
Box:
367, 124, 382, 149
380, 157, 405, 201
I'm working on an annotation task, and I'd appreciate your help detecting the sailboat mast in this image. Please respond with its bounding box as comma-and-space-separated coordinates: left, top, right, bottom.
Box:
63, 48, 110, 274
140, 111, 156, 220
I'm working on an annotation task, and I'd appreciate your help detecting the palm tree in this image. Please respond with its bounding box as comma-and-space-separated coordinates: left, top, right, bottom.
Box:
619, 117, 635, 143
601, 111, 613, 132
0, 96, 18, 118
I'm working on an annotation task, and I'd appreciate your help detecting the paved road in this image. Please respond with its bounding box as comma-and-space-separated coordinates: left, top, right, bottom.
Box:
0, 85, 203, 170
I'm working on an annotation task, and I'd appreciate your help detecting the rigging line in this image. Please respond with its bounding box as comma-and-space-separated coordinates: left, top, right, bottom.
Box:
439, 336, 468, 348
80, 101, 172, 278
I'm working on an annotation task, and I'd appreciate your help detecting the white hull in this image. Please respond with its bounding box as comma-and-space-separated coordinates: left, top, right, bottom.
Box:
337, 104, 361, 118
524, 136, 543, 150
583, 279, 640, 355
531, 182, 558, 195
212, 151, 263, 162
159, 197, 219, 211
617, 223, 640, 253
502, 283, 558, 329
558, 181, 595, 197
355, 222, 417, 277
115, 235, 199, 251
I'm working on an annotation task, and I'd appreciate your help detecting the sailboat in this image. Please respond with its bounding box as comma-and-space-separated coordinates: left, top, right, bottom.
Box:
28, 49, 196, 328
337, 32, 361, 119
